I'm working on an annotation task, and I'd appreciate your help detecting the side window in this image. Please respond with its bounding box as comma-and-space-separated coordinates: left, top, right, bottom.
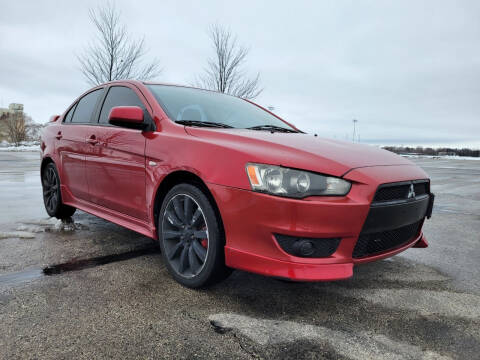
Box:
71, 89, 103, 123
63, 103, 77, 123
99, 86, 145, 124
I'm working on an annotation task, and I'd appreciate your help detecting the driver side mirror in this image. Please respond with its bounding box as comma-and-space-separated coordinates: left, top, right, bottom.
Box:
108, 106, 145, 129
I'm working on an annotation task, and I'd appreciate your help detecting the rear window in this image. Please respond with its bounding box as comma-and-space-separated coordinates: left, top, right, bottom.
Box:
63, 103, 77, 123
71, 89, 103, 123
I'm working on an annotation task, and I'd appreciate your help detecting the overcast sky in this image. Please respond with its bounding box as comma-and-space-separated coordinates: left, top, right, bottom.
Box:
1, 0, 479, 147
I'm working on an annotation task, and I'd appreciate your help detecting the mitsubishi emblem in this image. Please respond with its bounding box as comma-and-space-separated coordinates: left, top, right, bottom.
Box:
407, 184, 416, 199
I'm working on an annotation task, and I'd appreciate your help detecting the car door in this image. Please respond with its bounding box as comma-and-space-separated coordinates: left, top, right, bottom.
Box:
56, 88, 104, 200
84, 85, 148, 221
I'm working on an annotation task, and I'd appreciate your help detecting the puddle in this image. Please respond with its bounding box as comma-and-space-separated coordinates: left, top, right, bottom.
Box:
0, 244, 160, 286
0, 170, 44, 225
0, 269, 43, 286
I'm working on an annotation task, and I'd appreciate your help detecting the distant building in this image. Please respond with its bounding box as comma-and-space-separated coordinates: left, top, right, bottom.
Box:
0, 103, 24, 117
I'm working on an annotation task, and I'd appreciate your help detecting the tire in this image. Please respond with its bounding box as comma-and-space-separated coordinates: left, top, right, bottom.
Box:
42, 162, 76, 219
158, 183, 231, 288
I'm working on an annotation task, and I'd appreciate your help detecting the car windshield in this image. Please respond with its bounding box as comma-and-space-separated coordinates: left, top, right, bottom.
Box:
147, 84, 297, 131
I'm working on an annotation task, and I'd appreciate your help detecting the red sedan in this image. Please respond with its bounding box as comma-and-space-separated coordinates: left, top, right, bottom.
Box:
40, 80, 434, 287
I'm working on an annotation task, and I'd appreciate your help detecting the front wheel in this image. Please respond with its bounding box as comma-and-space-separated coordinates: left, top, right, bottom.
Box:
42, 162, 76, 219
158, 183, 231, 288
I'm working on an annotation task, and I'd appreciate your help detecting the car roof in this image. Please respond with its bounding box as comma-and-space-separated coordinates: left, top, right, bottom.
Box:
97, 79, 200, 90
97, 80, 225, 96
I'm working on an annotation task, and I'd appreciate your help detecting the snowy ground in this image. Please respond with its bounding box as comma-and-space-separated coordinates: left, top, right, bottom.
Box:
0, 140, 40, 152
401, 154, 480, 161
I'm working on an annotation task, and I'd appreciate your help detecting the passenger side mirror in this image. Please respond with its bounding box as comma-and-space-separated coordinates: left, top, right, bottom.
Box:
108, 106, 145, 129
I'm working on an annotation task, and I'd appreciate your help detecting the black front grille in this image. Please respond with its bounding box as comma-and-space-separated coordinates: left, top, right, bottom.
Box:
374, 185, 409, 202
373, 180, 429, 202
353, 221, 422, 258
275, 234, 341, 258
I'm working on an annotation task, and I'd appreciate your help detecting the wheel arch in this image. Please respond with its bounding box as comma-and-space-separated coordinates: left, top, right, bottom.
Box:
152, 171, 225, 240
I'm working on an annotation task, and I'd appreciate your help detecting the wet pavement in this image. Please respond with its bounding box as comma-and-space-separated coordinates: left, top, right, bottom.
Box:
0, 152, 479, 359
0, 151, 43, 225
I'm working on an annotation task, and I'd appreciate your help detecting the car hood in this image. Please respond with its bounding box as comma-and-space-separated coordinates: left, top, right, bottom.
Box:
185, 127, 413, 177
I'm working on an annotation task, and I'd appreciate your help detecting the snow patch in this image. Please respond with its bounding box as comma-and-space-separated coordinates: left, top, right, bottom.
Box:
0, 140, 40, 152
401, 154, 480, 161
15, 225, 45, 234
0, 231, 36, 239
17, 217, 89, 233
54, 218, 76, 232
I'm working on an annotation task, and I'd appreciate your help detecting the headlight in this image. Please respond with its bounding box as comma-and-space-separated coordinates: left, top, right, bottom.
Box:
246, 163, 351, 198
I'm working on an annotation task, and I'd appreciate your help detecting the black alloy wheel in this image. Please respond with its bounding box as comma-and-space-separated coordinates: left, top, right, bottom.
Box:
41, 163, 76, 219
159, 183, 231, 288
43, 165, 59, 214
162, 193, 209, 277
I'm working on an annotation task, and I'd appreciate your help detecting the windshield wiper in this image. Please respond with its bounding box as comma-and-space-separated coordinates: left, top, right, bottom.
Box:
175, 120, 233, 128
246, 125, 299, 133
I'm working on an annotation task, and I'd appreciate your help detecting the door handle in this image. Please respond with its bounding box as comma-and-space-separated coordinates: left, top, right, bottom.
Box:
55, 131, 62, 140
86, 135, 98, 145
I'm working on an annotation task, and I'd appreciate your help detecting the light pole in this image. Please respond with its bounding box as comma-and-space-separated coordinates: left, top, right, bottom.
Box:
352, 119, 358, 142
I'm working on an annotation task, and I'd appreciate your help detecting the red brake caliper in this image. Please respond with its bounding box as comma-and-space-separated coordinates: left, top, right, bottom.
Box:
200, 226, 208, 248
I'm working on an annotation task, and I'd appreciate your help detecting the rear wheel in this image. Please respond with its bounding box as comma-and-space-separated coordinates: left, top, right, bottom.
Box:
42, 162, 76, 219
159, 183, 231, 288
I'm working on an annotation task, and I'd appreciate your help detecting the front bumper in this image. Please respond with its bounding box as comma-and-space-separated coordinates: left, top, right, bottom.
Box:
208, 164, 432, 281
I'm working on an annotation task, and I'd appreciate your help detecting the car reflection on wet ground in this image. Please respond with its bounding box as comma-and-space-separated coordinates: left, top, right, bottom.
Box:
0, 151, 479, 359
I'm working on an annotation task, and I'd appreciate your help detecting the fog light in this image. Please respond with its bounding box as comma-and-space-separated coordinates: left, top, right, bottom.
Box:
293, 240, 315, 256
274, 234, 341, 258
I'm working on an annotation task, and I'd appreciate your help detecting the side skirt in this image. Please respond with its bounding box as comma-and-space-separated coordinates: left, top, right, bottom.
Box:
61, 185, 156, 239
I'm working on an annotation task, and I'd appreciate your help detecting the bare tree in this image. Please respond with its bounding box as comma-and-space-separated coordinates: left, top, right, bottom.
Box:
26, 122, 44, 142
196, 24, 262, 99
77, 2, 161, 86
3, 112, 28, 146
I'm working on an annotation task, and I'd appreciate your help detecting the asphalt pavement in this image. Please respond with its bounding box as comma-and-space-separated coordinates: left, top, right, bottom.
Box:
0, 151, 479, 359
